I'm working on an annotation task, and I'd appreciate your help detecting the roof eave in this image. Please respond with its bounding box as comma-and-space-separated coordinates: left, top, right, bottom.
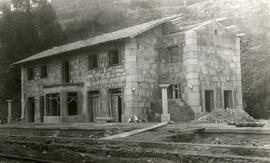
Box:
13, 37, 129, 66
14, 15, 182, 65
130, 15, 181, 38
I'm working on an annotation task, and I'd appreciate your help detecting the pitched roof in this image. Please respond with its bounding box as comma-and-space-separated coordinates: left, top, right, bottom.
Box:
15, 15, 180, 65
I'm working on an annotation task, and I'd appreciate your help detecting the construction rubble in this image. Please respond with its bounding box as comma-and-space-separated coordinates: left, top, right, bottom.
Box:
195, 109, 255, 123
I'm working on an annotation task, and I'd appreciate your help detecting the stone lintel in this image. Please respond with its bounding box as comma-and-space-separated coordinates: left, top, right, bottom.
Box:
159, 84, 170, 88
7, 100, 14, 103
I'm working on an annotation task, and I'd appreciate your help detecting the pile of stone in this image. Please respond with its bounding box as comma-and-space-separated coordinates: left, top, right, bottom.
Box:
195, 109, 255, 123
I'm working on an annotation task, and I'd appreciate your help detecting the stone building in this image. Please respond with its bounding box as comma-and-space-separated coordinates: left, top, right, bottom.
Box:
15, 15, 243, 123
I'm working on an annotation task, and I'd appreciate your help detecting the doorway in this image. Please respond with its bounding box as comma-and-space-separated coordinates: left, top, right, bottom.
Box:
224, 90, 233, 109
27, 97, 35, 122
205, 90, 214, 112
88, 91, 100, 122
67, 92, 78, 116
109, 89, 122, 122
40, 96, 44, 122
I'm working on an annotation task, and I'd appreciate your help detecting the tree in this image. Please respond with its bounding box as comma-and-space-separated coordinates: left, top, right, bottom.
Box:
0, 0, 64, 111
240, 2, 270, 119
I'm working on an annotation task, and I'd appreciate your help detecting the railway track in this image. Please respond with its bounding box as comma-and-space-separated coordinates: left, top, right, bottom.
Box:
0, 153, 64, 163
0, 134, 269, 163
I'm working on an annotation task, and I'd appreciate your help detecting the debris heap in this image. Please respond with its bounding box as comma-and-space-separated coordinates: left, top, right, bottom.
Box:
195, 109, 255, 123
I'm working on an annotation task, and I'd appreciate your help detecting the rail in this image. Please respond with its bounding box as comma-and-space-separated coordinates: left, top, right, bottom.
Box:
0, 153, 65, 163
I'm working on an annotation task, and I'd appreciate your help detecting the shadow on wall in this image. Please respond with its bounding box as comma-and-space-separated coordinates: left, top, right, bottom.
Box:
148, 99, 195, 122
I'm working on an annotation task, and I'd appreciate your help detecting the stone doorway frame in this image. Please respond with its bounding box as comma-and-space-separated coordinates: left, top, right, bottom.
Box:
222, 87, 235, 109
201, 86, 217, 112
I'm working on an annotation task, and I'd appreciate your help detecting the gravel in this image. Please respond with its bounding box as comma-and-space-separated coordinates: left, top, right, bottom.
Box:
195, 109, 255, 123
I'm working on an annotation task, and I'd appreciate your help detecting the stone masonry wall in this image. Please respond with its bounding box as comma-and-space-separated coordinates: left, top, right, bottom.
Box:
184, 21, 243, 114
183, 29, 202, 114
159, 32, 187, 100
196, 22, 242, 110
133, 23, 196, 122
160, 33, 185, 89
123, 27, 163, 121
22, 40, 126, 123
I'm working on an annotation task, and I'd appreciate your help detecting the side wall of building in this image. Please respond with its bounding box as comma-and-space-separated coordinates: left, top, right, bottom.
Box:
184, 22, 243, 115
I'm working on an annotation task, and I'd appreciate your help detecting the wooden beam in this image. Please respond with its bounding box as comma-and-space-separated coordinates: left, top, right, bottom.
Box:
169, 16, 182, 22
100, 122, 168, 140
215, 17, 227, 22
236, 33, 246, 37
225, 25, 237, 30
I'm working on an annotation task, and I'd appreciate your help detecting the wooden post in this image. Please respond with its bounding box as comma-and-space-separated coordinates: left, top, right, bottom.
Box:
159, 84, 170, 122
184, 0, 187, 7
7, 100, 13, 123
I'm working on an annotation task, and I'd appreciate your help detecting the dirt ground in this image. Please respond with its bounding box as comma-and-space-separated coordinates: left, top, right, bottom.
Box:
165, 132, 270, 147
115, 121, 270, 148
0, 121, 269, 163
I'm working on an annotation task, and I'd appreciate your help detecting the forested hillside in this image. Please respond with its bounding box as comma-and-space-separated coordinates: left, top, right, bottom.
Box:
0, 0, 65, 119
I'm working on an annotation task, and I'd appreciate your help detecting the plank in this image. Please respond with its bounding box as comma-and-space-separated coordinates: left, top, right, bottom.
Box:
100, 122, 168, 140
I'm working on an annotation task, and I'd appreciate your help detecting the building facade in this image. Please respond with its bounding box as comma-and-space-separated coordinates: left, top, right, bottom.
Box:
16, 16, 243, 123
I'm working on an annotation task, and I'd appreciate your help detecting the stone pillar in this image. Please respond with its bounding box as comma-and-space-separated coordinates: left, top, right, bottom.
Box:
60, 91, 67, 123
159, 84, 170, 122
184, 30, 202, 115
123, 38, 139, 122
21, 68, 25, 120
235, 37, 243, 109
82, 88, 88, 122
7, 100, 13, 123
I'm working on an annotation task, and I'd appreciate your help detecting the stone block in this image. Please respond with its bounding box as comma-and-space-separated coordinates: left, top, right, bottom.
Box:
184, 45, 198, 52
185, 38, 197, 46
184, 58, 199, 66
125, 102, 137, 109
192, 85, 200, 92
161, 113, 170, 122
126, 75, 137, 82
185, 65, 199, 72
235, 63, 241, 68
183, 51, 199, 59
138, 102, 145, 108
187, 79, 200, 86
188, 97, 200, 106
185, 30, 197, 39
236, 75, 242, 81
186, 72, 199, 79
235, 68, 241, 75
235, 37, 240, 50
190, 105, 202, 115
